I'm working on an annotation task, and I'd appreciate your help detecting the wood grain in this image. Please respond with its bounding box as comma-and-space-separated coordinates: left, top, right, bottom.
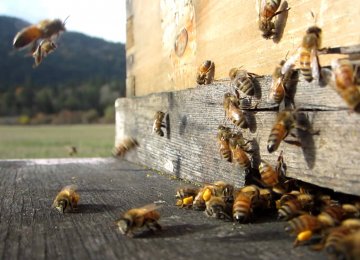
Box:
0, 159, 325, 259
126, 0, 360, 96
115, 76, 360, 196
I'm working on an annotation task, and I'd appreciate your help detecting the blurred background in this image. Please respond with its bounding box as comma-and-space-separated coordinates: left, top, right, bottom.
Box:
0, 0, 126, 158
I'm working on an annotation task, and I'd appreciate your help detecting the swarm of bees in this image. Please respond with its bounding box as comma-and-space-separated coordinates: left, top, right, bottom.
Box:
13, 17, 67, 67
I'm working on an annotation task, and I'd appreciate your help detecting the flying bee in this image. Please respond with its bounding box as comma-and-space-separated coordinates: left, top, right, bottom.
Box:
223, 93, 248, 128
196, 60, 215, 85
115, 203, 162, 237
229, 68, 257, 96
285, 214, 323, 246
331, 59, 360, 112
152, 111, 166, 136
32, 39, 57, 68
205, 196, 232, 220
228, 132, 252, 171
66, 146, 77, 156
13, 18, 67, 52
268, 59, 295, 104
217, 125, 232, 162
278, 194, 314, 220
52, 185, 80, 213
112, 137, 139, 157
267, 110, 298, 153
317, 205, 345, 228
258, 0, 290, 39
282, 26, 322, 82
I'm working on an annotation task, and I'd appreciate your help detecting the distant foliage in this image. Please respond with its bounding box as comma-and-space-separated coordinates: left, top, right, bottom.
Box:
0, 16, 126, 123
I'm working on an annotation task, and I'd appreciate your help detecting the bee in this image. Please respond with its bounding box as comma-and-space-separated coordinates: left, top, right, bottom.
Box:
217, 125, 233, 162
317, 204, 345, 227
326, 229, 360, 260
193, 185, 216, 211
228, 132, 251, 171
205, 196, 232, 220
258, 0, 290, 39
32, 39, 57, 68
115, 203, 162, 237
267, 110, 297, 153
342, 203, 360, 218
223, 93, 248, 128
213, 181, 235, 204
285, 214, 323, 246
66, 146, 77, 156
278, 193, 314, 220
13, 18, 66, 51
229, 68, 256, 96
268, 59, 295, 104
331, 59, 360, 112
282, 25, 322, 82
196, 60, 215, 85
52, 185, 80, 213
233, 185, 260, 223
175, 187, 199, 208
259, 151, 287, 194
112, 137, 139, 157
152, 111, 166, 137
257, 188, 273, 210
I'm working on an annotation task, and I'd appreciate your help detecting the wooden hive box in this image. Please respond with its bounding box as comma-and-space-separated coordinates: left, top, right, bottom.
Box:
116, 0, 360, 196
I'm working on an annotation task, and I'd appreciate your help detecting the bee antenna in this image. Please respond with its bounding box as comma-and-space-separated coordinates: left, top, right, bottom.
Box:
63, 16, 70, 25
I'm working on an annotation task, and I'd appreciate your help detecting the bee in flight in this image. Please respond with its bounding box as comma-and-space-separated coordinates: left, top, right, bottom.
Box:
152, 111, 166, 136
13, 18, 67, 52
32, 39, 57, 67
196, 60, 215, 85
282, 24, 322, 83
258, 0, 290, 39
112, 137, 139, 157
52, 185, 80, 213
115, 203, 162, 237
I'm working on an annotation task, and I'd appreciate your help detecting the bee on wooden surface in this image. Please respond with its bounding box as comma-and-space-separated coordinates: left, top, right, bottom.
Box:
228, 132, 251, 171
267, 110, 297, 153
52, 185, 80, 213
66, 146, 77, 156
205, 196, 232, 220
115, 203, 162, 237
213, 181, 235, 204
331, 59, 360, 112
317, 204, 345, 228
175, 186, 199, 208
193, 185, 216, 211
152, 111, 166, 137
112, 137, 139, 157
229, 68, 257, 96
13, 18, 67, 51
32, 39, 57, 68
258, 0, 290, 39
196, 60, 215, 85
217, 125, 233, 162
259, 151, 287, 194
223, 93, 248, 128
268, 59, 295, 104
282, 25, 322, 82
326, 229, 360, 260
233, 185, 260, 223
285, 214, 323, 247
278, 193, 314, 220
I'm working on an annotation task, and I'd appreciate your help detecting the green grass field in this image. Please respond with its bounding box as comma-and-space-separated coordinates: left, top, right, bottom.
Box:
0, 125, 115, 159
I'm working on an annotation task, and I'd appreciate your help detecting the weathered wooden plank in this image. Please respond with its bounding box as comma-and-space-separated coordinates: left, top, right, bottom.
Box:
0, 159, 325, 259
115, 76, 360, 195
127, 0, 360, 96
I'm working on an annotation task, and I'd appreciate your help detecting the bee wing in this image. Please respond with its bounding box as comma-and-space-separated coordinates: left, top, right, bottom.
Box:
311, 49, 320, 82
137, 203, 162, 215
13, 25, 43, 49
281, 52, 299, 75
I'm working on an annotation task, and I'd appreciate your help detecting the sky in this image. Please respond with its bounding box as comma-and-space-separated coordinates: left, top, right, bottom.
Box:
0, 0, 126, 43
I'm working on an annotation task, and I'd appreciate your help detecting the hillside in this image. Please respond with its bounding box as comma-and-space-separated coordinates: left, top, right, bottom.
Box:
0, 16, 126, 122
